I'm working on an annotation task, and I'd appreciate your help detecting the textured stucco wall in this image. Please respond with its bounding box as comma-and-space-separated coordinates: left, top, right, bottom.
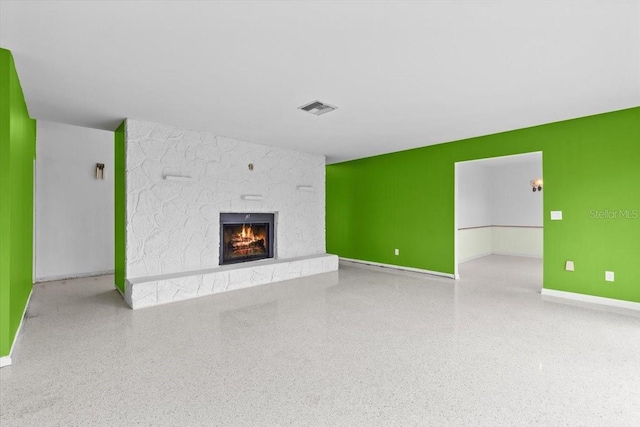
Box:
125, 119, 326, 279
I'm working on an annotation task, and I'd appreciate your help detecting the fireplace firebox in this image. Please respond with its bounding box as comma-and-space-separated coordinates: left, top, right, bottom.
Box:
220, 213, 275, 265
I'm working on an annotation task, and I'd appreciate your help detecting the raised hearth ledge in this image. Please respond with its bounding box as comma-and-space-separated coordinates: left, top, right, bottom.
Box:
124, 254, 339, 309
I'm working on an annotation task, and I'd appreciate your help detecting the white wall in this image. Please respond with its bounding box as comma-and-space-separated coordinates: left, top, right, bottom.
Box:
490, 161, 543, 226
457, 161, 492, 228
124, 119, 326, 280
492, 227, 543, 258
35, 121, 114, 281
457, 227, 493, 262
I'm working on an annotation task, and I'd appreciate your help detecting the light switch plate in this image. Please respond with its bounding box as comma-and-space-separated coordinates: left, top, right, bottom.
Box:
565, 261, 574, 271
551, 211, 563, 220
394, 249, 399, 256
605, 271, 615, 282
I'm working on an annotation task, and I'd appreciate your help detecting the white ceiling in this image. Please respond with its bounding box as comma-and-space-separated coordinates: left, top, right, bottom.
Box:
1, 1, 639, 164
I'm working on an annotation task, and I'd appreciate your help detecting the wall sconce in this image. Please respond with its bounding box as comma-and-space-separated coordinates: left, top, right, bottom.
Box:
530, 178, 543, 192
95, 163, 105, 179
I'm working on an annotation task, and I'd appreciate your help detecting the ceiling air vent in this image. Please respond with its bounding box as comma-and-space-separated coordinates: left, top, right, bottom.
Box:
298, 100, 337, 116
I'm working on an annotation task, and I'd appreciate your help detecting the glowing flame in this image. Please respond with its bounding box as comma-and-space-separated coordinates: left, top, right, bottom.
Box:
241, 225, 253, 239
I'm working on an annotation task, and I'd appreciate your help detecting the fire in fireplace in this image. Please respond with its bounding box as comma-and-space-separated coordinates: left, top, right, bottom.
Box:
220, 213, 274, 265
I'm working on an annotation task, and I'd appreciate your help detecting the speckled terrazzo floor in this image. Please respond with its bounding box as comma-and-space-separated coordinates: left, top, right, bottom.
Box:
1, 255, 639, 426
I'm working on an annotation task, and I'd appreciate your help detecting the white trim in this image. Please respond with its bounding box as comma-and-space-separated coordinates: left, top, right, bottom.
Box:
454, 162, 459, 278
35, 269, 115, 283
0, 289, 33, 368
491, 251, 543, 259
541, 288, 640, 312
115, 283, 125, 299
113, 280, 127, 298
0, 356, 11, 368
340, 257, 455, 279
33, 158, 37, 283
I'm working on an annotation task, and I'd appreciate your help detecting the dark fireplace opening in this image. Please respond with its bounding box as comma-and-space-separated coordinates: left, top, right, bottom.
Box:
220, 213, 274, 265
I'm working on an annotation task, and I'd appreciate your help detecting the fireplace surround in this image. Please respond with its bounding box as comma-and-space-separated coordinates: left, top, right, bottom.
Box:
220, 213, 275, 265
121, 119, 337, 310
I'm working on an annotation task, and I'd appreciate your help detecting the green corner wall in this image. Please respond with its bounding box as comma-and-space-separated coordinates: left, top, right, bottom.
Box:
327, 107, 640, 303
0, 48, 37, 358
114, 121, 125, 293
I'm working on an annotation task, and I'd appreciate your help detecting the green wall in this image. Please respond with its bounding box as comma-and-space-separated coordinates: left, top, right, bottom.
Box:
327, 107, 640, 303
114, 121, 125, 293
0, 48, 37, 358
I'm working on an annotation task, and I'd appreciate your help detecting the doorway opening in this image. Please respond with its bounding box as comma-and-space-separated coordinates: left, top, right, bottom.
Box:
454, 152, 543, 291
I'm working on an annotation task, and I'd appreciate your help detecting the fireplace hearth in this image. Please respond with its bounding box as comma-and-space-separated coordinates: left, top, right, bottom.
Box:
220, 213, 275, 265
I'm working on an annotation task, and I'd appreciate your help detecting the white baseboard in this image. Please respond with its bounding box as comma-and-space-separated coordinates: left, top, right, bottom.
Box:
340, 257, 455, 279
541, 288, 640, 312
492, 251, 543, 259
0, 289, 33, 368
0, 356, 11, 368
115, 284, 125, 298
35, 269, 115, 283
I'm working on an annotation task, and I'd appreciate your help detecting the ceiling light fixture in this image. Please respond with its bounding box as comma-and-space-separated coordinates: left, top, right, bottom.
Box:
298, 100, 337, 116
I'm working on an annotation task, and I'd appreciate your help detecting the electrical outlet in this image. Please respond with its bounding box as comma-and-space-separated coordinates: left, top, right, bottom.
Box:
394, 249, 399, 256
565, 261, 574, 271
605, 271, 615, 282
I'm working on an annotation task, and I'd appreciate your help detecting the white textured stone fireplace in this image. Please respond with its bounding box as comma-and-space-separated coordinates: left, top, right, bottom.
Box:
121, 119, 338, 309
